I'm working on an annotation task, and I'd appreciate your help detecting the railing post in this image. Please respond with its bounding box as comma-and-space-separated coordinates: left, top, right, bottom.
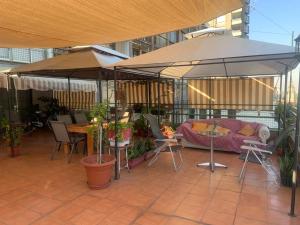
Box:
67, 76, 71, 110
181, 77, 184, 123
172, 79, 175, 126
157, 73, 161, 124
289, 70, 300, 216
113, 67, 119, 180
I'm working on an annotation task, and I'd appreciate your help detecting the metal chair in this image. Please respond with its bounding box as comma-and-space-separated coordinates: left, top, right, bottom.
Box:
239, 126, 295, 182
144, 114, 183, 171
49, 121, 85, 163
74, 112, 89, 124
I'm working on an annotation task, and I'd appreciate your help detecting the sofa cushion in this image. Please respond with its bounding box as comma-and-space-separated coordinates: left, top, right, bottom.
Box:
192, 122, 207, 132
238, 124, 255, 136
216, 126, 231, 135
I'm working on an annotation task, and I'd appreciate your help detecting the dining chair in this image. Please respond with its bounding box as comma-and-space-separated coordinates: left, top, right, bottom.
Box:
74, 112, 89, 124
49, 121, 86, 163
57, 114, 73, 125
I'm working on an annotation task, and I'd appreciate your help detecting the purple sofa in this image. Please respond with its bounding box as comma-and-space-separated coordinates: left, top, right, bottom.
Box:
176, 118, 264, 153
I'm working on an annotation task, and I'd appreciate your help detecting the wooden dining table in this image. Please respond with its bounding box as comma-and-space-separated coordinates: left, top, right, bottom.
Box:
65, 124, 94, 156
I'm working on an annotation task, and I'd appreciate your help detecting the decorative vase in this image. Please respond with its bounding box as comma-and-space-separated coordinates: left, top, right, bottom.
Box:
81, 154, 116, 189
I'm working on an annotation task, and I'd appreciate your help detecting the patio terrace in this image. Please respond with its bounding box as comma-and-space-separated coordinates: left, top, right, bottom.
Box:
0, 130, 299, 225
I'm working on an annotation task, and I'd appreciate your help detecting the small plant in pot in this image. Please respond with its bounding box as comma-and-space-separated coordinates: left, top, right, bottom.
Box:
107, 121, 133, 147
279, 149, 294, 187
134, 114, 148, 137
144, 137, 155, 160
128, 139, 146, 169
0, 116, 23, 157
80, 101, 116, 190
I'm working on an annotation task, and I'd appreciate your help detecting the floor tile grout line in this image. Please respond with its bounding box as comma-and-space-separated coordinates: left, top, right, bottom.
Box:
28, 192, 88, 225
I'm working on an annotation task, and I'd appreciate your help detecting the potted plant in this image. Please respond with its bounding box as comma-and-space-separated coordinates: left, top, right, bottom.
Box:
279, 145, 294, 187
128, 139, 146, 169
80, 102, 116, 189
0, 116, 23, 157
107, 121, 132, 147
144, 137, 155, 160
134, 114, 148, 137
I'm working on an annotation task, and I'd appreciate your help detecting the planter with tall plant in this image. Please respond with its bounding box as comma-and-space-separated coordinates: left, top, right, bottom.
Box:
80, 102, 116, 189
0, 116, 23, 157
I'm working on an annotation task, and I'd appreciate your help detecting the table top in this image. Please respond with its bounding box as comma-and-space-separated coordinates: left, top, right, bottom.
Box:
67, 124, 93, 134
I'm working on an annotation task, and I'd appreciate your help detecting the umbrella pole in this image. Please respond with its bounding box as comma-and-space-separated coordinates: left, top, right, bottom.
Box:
283, 67, 288, 130
289, 70, 300, 216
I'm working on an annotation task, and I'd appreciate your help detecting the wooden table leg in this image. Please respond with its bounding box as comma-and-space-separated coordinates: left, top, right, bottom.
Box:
87, 134, 94, 155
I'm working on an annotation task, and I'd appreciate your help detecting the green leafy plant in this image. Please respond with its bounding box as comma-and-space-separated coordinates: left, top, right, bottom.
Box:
0, 116, 23, 147
134, 114, 148, 136
279, 150, 294, 187
128, 139, 146, 160
144, 137, 154, 152
107, 121, 133, 142
274, 103, 296, 126
88, 101, 109, 163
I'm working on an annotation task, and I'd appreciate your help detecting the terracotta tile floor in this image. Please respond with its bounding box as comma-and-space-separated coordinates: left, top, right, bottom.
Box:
0, 130, 299, 225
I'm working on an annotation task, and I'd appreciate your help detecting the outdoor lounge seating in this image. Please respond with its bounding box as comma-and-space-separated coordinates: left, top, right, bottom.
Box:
49, 121, 86, 163
176, 118, 265, 153
239, 126, 295, 182
144, 114, 183, 171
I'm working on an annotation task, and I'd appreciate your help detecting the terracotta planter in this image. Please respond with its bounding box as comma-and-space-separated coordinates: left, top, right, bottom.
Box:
144, 151, 155, 161
128, 155, 145, 169
81, 154, 116, 190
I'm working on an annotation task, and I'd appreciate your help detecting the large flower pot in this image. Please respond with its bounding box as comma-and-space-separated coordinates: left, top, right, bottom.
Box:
81, 154, 116, 190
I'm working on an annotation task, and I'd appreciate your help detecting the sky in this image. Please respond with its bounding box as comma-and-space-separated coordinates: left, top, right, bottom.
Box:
250, 0, 299, 45
249, 0, 300, 91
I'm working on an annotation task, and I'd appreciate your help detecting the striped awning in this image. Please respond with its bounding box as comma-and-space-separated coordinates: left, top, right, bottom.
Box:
0, 73, 8, 89
12, 76, 97, 92
188, 77, 274, 110
118, 80, 173, 105
53, 91, 96, 110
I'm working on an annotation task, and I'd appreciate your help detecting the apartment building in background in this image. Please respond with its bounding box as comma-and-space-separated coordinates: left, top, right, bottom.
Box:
0, 48, 53, 71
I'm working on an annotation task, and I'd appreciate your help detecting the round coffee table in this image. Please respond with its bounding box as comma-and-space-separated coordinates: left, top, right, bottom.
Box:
196, 130, 227, 172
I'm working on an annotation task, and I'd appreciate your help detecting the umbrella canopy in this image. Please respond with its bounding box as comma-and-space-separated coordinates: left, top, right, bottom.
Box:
0, 0, 242, 48
112, 35, 300, 78
8, 46, 157, 80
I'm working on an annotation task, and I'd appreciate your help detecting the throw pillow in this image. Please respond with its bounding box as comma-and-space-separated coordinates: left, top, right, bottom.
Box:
192, 122, 207, 132
216, 126, 230, 135
238, 124, 255, 136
